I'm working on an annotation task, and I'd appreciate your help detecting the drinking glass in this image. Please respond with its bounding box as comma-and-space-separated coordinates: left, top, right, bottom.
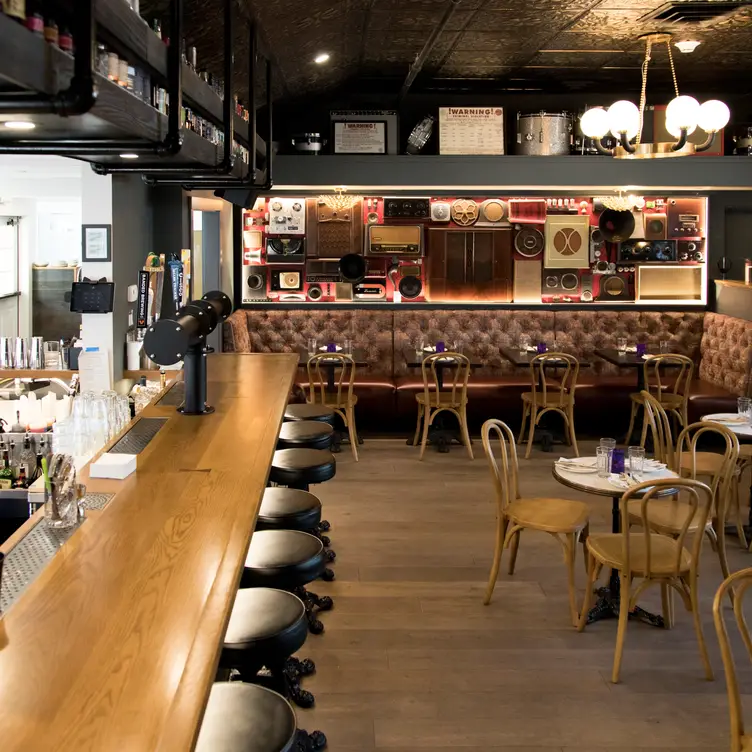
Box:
596, 446, 613, 478
519, 334, 531, 353
452, 341, 464, 355
599, 437, 616, 450
343, 338, 353, 355
436, 341, 445, 354
659, 340, 671, 354
611, 448, 626, 474
536, 342, 547, 354
739, 397, 752, 424
307, 337, 317, 357
628, 446, 646, 476
636, 343, 647, 357
415, 338, 425, 359
43, 341, 62, 369
617, 337, 628, 354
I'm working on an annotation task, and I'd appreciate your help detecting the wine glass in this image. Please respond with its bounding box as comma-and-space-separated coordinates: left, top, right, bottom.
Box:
717, 257, 732, 280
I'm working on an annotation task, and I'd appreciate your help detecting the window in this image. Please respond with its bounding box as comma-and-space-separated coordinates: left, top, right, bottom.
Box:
0, 218, 19, 297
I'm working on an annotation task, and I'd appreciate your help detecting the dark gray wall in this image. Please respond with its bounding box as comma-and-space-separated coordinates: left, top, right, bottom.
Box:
708, 192, 752, 308
112, 174, 154, 376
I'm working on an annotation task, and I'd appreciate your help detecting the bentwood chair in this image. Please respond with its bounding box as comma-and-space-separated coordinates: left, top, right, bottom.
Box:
307, 353, 359, 461
482, 419, 589, 626
578, 477, 714, 684
713, 568, 752, 752
625, 354, 694, 446
519, 352, 580, 460
414, 352, 473, 461
638, 392, 740, 586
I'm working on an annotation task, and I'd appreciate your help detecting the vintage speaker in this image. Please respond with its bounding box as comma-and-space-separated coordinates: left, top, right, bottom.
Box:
637, 265, 703, 301
644, 213, 667, 240
307, 197, 364, 259
667, 198, 707, 239
580, 272, 594, 302
266, 237, 305, 264
513, 259, 542, 303
270, 269, 304, 293
242, 266, 268, 303
544, 215, 590, 269
597, 273, 634, 301
542, 269, 580, 296
514, 226, 544, 258
477, 199, 509, 227
366, 225, 423, 256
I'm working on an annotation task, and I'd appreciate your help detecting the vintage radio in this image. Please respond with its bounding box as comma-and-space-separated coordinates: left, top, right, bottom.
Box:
619, 240, 676, 262
270, 269, 303, 292
667, 198, 706, 239
637, 265, 703, 301
513, 260, 542, 303
306, 260, 340, 283
678, 240, 705, 263
383, 197, 430, 220
353, 278, 387, 300
597, 272, 634, 302
542, 269, 580, 298
477, 199, 509, 227
366, 224, 423, 256
307, 197, 364, 259
267, 198, 306, 235
644, 213, 667, 240
514, 226, 545, 259
430, 200, 452, 223
267, 237, 305, 264
242, 266, 268, 303
544, 215, 590, 269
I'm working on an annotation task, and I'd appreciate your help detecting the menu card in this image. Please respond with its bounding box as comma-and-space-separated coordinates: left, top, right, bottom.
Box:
439, 107, 505, 155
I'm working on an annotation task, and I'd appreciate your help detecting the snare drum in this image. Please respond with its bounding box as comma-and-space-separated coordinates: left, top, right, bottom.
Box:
516, 112, 573, 156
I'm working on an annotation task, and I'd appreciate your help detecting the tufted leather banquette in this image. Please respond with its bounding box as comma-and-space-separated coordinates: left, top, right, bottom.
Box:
224, 309, 750, 432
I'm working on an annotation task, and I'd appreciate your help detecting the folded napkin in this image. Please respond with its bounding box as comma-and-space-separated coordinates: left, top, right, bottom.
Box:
556, 457, 596, 467
608, 474, 635, 489
643, 459, 666, 471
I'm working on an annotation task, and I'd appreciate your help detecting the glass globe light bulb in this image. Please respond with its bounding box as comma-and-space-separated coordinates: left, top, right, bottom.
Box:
697, 100, 730, 132
607, 100, 640, 140
580, 107, 610, 139
665, 115, 697, 139
665, 95, 700, 130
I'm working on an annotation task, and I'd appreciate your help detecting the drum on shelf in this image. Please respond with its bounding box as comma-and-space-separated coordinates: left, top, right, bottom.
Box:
515, 112, 573, 156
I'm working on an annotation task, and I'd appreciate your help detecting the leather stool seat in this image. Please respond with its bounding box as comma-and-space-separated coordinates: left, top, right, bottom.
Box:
284, 403, 335, 423
195, 683, 297, 752
278, 420, 334, 450
258, 488, 322, 532
269, 449, 336, 487
242, 530, 327, 589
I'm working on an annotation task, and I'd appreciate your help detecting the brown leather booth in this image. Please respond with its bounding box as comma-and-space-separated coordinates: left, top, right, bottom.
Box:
224, 309, 751, 434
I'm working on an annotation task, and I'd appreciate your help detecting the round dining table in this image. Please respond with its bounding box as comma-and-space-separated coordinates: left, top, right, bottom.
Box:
552, 457, 679, 628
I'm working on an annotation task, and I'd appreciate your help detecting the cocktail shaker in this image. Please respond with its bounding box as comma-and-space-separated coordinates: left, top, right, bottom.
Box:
0, 337, 14, 368
29, 337, 44, 369
14, 338, 28, 369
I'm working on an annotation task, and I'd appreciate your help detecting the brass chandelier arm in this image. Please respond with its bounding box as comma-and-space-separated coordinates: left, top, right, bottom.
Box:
618, 132, 636, 154
594, 139, 614, 156
671, 128, 689, 152
694, 132, 717, 153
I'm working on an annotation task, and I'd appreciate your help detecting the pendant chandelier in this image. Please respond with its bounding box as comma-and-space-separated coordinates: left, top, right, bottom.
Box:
579, 33, 729, 159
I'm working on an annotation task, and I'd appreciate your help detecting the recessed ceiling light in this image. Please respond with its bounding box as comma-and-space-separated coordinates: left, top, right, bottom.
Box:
675, 40, 701, 54
120, 153, 139, 159
314, 52, 330, 64
4, 120, 35, 130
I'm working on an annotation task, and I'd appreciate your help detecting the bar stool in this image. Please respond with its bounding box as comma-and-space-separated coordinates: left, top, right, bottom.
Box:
269, 448, 336, 492
196, 682, 326, 752
258, 487, 335, 562
284, 403, 335, 424
220, 588, 316, 708
241, 530, 334, 634
277, 420, 334, 451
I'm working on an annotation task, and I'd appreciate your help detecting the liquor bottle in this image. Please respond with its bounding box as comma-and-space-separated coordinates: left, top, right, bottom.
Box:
32, 450, 43, 483
43, 17, 58, 47
11, 410, 24, 433
0, 450, 13, 490
18, 435, 35, 479
2, 0, 26, 22
13, 466, 27, 489
8, 441, 17, 479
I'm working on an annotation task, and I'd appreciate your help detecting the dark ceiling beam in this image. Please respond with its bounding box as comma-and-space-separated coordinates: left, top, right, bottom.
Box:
398, 0, 463, 102
358, 0, 376, 71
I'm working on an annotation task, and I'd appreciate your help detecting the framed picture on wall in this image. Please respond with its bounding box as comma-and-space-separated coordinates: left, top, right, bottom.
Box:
82, 224, 111, 262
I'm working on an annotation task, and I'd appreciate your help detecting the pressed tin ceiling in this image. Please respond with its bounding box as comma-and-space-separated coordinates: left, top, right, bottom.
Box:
140, 0, 752, 101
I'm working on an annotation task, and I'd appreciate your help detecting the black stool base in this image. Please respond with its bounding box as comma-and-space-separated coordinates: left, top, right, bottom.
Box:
230, 656, 317, 710
294, 586, 334, 634
296, 729, 328, 751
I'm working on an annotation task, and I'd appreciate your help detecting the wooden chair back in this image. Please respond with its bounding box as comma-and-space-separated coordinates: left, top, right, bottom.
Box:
643, 354, 694, 403
481, 419, 520, 513
713, 567, 752, 752
421, 352, 470, 408
621, 477, 713, 577
529, 352, 579, 407
676, 421, 740, 514
640, 390, 675, 467
307, 353, 356, 406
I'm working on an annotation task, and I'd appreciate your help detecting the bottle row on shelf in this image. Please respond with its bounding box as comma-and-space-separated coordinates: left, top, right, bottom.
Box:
0, 432, 52, 490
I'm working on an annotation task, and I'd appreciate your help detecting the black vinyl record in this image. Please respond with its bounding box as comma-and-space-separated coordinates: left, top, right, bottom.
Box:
598, 209, 635, 243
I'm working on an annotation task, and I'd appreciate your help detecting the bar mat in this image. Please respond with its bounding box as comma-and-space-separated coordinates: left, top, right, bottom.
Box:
157, 381, 185, 407
109, 417, 167, 455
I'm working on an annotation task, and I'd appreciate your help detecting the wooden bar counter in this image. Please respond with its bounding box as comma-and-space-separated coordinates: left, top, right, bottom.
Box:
0, 353, 298, 751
